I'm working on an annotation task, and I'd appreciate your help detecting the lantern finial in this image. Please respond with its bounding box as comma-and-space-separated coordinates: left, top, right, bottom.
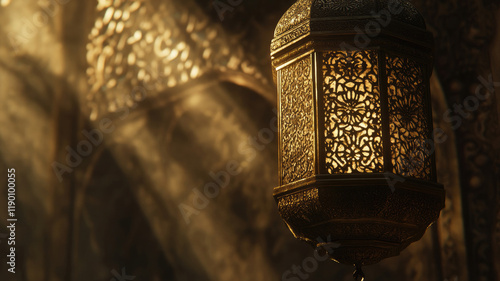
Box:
353, 264, 365, 281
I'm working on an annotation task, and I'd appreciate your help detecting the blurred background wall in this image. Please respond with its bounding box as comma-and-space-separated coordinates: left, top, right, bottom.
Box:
0, 0, 498, 280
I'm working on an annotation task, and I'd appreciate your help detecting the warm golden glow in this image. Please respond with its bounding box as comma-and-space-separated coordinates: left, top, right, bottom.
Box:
323, 50, 383, 174
278, 51, 431, 180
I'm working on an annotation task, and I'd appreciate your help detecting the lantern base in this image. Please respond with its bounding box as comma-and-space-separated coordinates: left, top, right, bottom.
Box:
274, 174, 444, 265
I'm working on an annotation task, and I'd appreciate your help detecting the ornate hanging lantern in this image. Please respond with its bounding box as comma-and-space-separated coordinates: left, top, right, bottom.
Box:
271, 0, 445, 276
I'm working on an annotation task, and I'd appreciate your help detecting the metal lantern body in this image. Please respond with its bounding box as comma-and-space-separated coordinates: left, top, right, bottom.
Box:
271, 0, 445, 266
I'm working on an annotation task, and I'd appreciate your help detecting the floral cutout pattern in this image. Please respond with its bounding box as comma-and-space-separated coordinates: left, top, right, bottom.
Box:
387, 55, 432, 180
323, 51, 384, 174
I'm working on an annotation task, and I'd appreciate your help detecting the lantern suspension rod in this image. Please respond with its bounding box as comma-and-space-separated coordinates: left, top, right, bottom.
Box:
353, 263, 365, 281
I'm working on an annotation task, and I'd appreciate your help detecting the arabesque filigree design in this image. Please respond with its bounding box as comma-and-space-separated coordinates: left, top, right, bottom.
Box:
312, 0, 371, 16
323, 51, 384, 174
274, 0, 314, 37
387, 55, 431, 180
280, 56, 315, 184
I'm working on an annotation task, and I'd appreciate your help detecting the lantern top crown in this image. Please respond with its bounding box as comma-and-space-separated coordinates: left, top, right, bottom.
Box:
274, 0, 425, 37
271, 0, 430, 55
